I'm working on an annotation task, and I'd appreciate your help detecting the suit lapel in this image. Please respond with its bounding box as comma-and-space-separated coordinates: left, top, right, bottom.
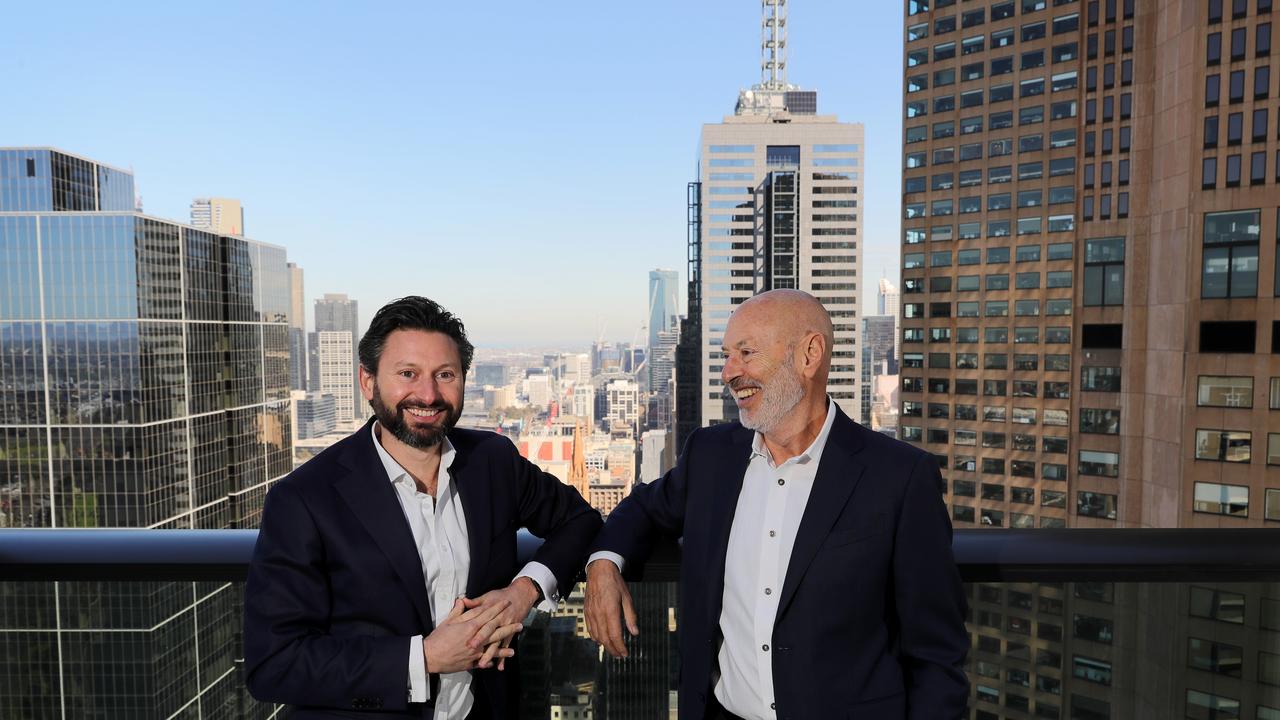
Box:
706, 427, 754, 619
333, 425, 434, 631
450, 436, 492, 598
775, 411, 867, 621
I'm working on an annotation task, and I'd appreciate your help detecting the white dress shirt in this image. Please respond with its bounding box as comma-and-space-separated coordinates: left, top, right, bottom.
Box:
370, 424, 558, 718
587, 398, 837, 720
713, 398, 836, 720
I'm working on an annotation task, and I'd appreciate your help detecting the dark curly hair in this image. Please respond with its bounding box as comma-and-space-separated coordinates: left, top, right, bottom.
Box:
358, 296, 475, 377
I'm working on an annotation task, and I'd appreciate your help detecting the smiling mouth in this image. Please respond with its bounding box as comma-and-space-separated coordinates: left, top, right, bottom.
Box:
404, 407, 443, 419
733, 387, 760, 400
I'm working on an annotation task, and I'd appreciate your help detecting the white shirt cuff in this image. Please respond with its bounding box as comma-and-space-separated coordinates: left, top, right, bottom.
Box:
587, 551, 626, 574
407, 634, 429, 703
516, 561, 560, 613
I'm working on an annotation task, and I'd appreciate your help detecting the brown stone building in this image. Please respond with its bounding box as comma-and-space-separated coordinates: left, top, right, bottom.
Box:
900, 0, 1280, 717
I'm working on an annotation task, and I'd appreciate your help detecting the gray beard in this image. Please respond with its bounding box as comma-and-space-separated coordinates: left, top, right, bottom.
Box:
738, 358, 805, 434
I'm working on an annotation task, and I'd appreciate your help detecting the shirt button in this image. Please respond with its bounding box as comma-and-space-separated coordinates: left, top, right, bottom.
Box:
762, 644, 770, 652
764, 587, 772, 595
777, 478, 785, 486
769, 530, 777, 537
771, 702, 777, 710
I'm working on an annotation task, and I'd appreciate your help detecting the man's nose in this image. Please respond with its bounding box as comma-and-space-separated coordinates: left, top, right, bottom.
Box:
411, 376, 441, 404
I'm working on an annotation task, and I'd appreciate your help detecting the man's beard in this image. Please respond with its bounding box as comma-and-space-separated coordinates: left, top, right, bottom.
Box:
735, 355, 805, 434
370, 383, 461, 449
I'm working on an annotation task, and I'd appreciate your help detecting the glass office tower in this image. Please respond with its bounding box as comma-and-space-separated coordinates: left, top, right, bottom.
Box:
0, 147, 291, 718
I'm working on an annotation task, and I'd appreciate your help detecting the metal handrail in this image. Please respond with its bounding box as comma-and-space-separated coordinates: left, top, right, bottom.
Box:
1, 529, 1279, 583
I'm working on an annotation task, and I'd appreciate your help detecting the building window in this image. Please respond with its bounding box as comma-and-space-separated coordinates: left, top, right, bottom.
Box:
1080, 409, 1120, 435
1195, 429, 1253, 462
1198, 376, 1254, 407
1194, 481, 1250, 516
1269, 433, 1280, 466
1187, 638, 1244, 677
1079, 449, 1120, 477
1082, 237, 1124, 306
1186, 690, 1241, 719
1202, 210, 1261, 298
1073, 614, 1113, 644
1077, 492, 1117, 520
1190, 585, 1245, 623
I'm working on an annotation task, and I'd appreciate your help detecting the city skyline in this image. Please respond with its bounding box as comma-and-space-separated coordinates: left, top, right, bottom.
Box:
0, 1, 906, 346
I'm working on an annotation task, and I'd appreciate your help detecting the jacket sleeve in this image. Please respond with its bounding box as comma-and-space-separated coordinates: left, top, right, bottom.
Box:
506, 439, 604, 593
243, 481, 419, 712
894, 454, 970, 719
588, 431, 695, 566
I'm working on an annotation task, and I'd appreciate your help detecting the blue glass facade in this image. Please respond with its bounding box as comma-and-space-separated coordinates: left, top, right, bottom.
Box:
0, 149, 290, 718
0, 149, 135, 212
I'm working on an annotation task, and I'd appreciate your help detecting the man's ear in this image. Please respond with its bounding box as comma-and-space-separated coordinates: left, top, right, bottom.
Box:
358, 366, 376, 401
801, 332, 826, 377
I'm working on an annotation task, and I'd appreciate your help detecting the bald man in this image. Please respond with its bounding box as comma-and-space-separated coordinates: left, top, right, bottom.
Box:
584, 290, 968, 720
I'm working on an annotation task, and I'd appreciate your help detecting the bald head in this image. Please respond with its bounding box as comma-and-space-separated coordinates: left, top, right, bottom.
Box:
733, 289, 835, 361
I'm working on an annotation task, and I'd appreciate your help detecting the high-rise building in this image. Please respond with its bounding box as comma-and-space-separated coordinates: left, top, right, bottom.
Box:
475, 362, 507, 388
604, 378, 640, 428
314, 293, 360, 423
694, 1, 864, 426
189, 196, 244, 235
878, 276, 902, 317
315, 330, 358, 427
648, 269, 680, 377
296, 392, 338, 440
900, 1, 1280, 716
861, 315, 898, 425
288, 262, 307, 391
0, 148, 289, 717
878, 277, 902, 370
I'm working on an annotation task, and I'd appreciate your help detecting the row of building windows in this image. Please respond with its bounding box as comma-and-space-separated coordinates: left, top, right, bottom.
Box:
1206, 23, 1273, 65
1205, 105, 1276, 146
1209, 0, 1275, 24
1205, 65, 1273, 105
908, 111, 1078, 148
1202, 149, 1280, 186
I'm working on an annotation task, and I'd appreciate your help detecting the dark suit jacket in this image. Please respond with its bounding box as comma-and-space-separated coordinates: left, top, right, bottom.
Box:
592, 407, 969, 720
244, 419, 602, 719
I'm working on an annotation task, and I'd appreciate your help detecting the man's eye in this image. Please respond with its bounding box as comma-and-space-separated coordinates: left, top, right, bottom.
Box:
399, 371, 415, 379
437, 372, 456, 381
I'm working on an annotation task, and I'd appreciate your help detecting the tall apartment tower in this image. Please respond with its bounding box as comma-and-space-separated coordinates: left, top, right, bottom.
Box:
695, 0, 865, 425
314, 292, 361, 424
315, 330, 358, 427
0, 148, 290, 717
901, 0, 1280, 717
648, 268, 681, 396
288, 261, 307, 390
189, 196, 244, 235
878, 277, 903, 375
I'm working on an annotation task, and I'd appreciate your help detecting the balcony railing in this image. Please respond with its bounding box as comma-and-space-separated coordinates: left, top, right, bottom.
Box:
1, 528, 1278, 582
2, 530, 1280, 719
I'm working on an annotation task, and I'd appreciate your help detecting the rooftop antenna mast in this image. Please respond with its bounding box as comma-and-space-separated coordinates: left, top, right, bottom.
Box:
761, 0, 788, 90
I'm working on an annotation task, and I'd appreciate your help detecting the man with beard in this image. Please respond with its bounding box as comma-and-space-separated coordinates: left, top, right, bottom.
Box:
245, 296, 601, 719
584, 289, 968, 720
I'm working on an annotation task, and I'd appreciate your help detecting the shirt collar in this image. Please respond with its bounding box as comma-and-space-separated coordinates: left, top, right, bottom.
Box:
749, 396, 838, 467
370, 421, 456, 486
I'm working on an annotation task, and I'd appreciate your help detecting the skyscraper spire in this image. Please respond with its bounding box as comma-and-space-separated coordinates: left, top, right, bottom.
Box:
760, 0, 788, 90
736, 0, 814, 117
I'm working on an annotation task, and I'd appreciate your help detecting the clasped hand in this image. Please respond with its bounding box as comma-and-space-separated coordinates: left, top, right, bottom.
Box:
423, 594, 524, 674
426, 578, 540, 673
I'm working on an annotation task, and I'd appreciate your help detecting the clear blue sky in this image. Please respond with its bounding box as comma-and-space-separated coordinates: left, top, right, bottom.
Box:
4, 0, 904, 347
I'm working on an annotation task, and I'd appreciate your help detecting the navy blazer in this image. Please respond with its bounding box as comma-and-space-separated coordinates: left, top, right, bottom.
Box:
592, 407, 969, 720
244, 419, 602, 719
